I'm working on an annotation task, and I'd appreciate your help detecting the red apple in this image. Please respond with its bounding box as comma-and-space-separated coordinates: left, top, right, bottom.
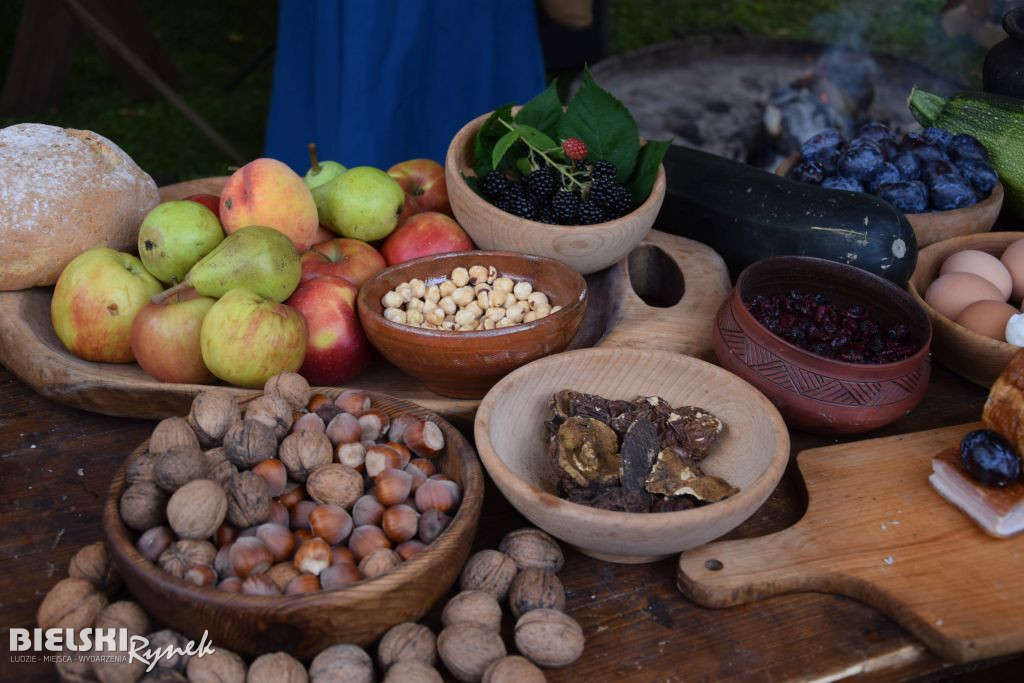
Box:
184, 193, 221, 220
286, 276, 372, 385
312, 223, 335, 246
131, 290, 217, 384
380, 212, 474, 266
387, 158, 451, 217
302, 238, 387, 288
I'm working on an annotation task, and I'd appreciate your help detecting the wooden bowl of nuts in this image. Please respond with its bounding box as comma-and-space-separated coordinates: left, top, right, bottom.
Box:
102, 383, 483, 658
357, 252, 588, 399
475, 348, 790, 563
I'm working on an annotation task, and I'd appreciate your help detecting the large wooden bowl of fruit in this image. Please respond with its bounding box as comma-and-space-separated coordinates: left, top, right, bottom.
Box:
445, 79, 667, 275
777, 123, 1003, 247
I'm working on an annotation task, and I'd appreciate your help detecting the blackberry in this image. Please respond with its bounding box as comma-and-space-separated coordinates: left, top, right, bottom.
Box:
551, 189, 580, 224
577, 200, 607, 225
524, 167, 559, 201
500, 184, 537, 220
590, 160, 617, 181
480, 170, 511, 200
599, 185, 634, 218
587, 176, 616, 204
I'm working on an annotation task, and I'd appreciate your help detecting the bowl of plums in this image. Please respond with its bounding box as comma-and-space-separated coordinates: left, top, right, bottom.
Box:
778, 123, 1004, 247
713, 255, 933, 434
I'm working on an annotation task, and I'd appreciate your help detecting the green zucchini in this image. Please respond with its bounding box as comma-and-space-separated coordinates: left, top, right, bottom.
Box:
654, 146, 918, 286
908, 88, 1024, 219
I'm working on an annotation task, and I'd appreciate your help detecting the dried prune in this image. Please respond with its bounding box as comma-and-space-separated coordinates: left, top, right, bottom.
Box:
960, 429, 1022, 487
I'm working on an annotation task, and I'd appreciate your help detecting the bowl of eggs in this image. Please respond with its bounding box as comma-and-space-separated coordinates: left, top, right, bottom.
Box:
909, 232, 1024, 387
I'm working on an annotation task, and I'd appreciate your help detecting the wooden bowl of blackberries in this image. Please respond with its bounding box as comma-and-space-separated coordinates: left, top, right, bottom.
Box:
713, 255, 932, 435
777, 123, 1004, 247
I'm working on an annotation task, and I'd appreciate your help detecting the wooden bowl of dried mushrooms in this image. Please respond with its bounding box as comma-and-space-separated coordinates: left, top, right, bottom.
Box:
474, 348, 790, 563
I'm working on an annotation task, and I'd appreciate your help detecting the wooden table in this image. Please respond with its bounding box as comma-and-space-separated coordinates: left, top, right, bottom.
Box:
1, 361, 1021, 682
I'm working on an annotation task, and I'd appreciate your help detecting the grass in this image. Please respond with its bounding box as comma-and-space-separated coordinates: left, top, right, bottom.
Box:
0, 1, 986, 183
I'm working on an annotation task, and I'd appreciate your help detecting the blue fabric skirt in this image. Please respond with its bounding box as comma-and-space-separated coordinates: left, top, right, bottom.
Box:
264, 0, 547, 173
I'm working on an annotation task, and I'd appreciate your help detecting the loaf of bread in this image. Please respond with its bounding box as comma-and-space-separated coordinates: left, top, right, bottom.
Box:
0, 123, 159, 290
982, 347, 1024, 452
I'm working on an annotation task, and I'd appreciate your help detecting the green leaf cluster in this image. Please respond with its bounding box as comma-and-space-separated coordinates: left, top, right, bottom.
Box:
472, 67, 669, 206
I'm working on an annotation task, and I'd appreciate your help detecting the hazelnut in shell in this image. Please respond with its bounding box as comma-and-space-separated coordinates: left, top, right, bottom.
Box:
224, 471, 272, 528
310, 643, 373, 683
264, 371, 311, 411
185, 564, 218, 587
294, 537, 332, 575
252, 458, 288, 497
149, 416, 200, 455
382, 504, 420, 543
185, 646, 247, 683
358, 547, 402, 578
229, 536, 273, 577
223, 419, 278, 469
68, 541, 121, 595
137, 526, 174, 563
514, 608, 584, 668
459, 549, 518, 601
120, 481, 168, 531
375, 468, 414, 507
166, 479, 227, 540
158, 540, 216, 579
242, 573, 282, 595
384, 660, 444, 683
418, 508, 451, 545
188, 389, 241, 446
153, 445, 208, 493
482, 656, 545, 683
499, 528, 564, 572
245, 394, 294, 439
437, 623, 507, 683
36, 577, 108, 631
279, 429, 334, 482
319, 561, 362, 590
326, 411, 362, 446
441, 589, 503, 631
247, 651, 307, 683
334, 389, 371, 416
378, 621, 437, 670
293, 412, 326, 434
508, 567, 565, 618
348, 525, 392, 560
306, 463, 364, 508
256, 522, 297, 562
414, 477, 459, 514
285, 573, 322, 594
395, 540, 426, 561
309, 504, 354, 545
352, 494, 385, 526
403, 420, 444, 458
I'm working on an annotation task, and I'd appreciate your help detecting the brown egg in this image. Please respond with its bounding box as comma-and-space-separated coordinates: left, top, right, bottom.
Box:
924, 272, 1005, 321
940, 249, 1012, 300
955, 299, 1018, 341
1000, 239, 1024, 303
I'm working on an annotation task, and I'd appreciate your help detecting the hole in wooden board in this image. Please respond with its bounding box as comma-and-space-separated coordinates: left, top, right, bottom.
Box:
704, 559, 723, 571
627, 245, 684, 308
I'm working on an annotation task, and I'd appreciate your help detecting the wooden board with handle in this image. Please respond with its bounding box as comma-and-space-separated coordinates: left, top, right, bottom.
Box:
0, 178, 730, 421
676, 422, 1024, 663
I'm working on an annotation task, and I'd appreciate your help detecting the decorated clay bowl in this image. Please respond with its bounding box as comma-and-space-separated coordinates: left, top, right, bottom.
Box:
445, 110, 666, 275
357, 251, 587, 399
713, 256, 932, 434
475, 348, 790, 564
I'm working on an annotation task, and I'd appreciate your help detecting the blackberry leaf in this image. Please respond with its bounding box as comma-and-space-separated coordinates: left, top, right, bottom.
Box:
558, 67, 639, 183
627, 139, 671, 206
516, 80, 562, 139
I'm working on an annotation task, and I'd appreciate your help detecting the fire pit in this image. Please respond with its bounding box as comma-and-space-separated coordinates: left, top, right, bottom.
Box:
581, 35, 963, 170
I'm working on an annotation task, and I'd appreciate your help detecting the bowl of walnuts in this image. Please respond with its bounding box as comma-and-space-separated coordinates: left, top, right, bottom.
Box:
103, 375, 484, 658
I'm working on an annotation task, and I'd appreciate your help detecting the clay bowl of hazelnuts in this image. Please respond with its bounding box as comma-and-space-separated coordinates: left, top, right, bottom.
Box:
102, 378, 484, 659
357, 251, 588, 399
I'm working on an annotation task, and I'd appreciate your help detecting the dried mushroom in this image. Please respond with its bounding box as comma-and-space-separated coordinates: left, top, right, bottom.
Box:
554, 416, 620, 488
619, 419, 659, 491
645, 447, 738, 503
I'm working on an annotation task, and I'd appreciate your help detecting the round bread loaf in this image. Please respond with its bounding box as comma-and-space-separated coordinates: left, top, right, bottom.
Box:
0, 123, 159, 290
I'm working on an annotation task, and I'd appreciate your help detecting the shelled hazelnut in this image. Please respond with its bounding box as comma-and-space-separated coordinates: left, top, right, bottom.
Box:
380, 265, 561, 331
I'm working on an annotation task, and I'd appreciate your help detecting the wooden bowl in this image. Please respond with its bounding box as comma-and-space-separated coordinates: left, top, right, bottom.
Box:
908, 231, 1024, 387
445, 110, 666, 275
714, 256, 932, 435
103, 391, 483, 658
357, 251, 587, 399
776, 154, 1004, 247
474, 348, 790, 563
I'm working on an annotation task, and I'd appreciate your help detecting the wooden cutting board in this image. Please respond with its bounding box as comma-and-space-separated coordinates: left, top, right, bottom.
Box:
0, 178, 730, 421
677, 423, 1024, 663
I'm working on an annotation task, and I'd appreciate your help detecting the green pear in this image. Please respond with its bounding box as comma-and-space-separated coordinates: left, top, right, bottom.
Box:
318, 166, 406, 242
305, 142, 346, 191
154, 225, 301, 304
138, 200, 224, 284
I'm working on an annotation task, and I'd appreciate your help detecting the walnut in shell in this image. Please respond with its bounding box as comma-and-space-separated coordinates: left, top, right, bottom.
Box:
205, 447, 238, 486
508, 567, 565, 619
441, 590, 503, 631
223, 419, 278, 469
358, 547, 402, 578
166, 479, 228, 540
36, 577, 108, 630
306, 463, 363, 508
383, 659, 443, 683
378, 621, 436, 671
126, 451, 159, 485
153, 445, 208, 493
94, 600, 150, 635
224, 471, 272, 528
149, 416, 200, 455
482, 656, 545, 683
309, 643, 374, 683
120, 481, 168, 531
185, 647, 247, 683
188, 389, 241, 447
145, 629, 190, 671
279, 429, 334, 482
459, 549, 518, 601
245, 394, 294, 440
437, 623, 506, 683
498, 528, 564, 572
158, 540, 216, 579
514, 608, 584, 668
264, 371, 311, 411
68, 541, 121, 595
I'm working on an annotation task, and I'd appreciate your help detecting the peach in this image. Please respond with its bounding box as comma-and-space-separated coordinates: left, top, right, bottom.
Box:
220, 159, 319, 251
